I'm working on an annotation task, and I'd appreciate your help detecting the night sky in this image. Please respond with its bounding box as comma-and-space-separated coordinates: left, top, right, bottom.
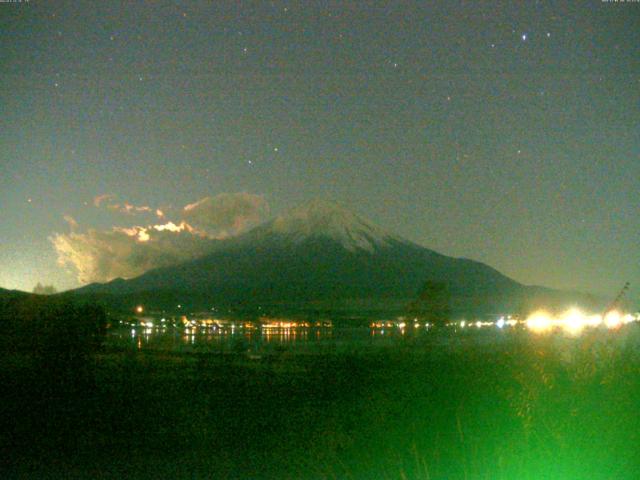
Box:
1, 1, 638, 304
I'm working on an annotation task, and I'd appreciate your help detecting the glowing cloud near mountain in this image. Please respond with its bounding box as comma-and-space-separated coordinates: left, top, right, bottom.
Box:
51, 193, 267, 283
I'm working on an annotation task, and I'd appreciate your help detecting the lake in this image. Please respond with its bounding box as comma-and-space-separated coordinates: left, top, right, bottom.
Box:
107, 314, 640, 355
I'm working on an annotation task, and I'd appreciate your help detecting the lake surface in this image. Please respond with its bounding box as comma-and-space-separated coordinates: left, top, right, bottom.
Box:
107, 317, 640, 355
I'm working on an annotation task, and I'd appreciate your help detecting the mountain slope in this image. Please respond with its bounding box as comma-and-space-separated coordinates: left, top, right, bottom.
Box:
70, 201, 594, 315
0, 288, 36, 318
0, 287, 31, 303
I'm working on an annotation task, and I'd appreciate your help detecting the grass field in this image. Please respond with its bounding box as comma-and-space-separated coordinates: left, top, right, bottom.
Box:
2, 326, 640, 479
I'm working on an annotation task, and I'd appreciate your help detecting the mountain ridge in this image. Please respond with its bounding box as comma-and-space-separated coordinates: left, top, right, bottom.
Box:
68, 200, 599, 315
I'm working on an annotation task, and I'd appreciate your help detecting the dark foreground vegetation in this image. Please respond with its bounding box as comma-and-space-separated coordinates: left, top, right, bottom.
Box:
1, 298, 640, 479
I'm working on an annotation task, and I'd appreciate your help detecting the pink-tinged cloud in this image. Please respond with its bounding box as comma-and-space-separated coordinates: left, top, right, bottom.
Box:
93, 194, 161, 217
93, 194, 115, 208
63, 215, 79, 230
108, 202, 153, 215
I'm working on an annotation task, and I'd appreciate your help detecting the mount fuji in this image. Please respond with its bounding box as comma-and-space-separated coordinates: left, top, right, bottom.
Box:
69, 200, 592, 316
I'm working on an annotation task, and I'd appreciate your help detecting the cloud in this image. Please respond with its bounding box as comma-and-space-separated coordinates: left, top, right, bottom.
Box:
53, 192, 268, 284
110, 202, 153, 215
183, 192, 267, 237
63, 215, 79, 230
93, 194, 160, 217
51, 226, 217, 284
93, 194, 114, 208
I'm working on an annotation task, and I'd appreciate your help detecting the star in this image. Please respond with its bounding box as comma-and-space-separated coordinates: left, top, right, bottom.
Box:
521, 33, 527, 41
546, 32, 551, 38
273, 147, 279, 152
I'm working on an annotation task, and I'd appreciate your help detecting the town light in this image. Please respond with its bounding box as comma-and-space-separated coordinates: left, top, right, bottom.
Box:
560, 308, 586, 335
526, 311, 554, 333
604, 310, 622, 329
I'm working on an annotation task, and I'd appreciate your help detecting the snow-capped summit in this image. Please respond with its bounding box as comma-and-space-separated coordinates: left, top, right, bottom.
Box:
257, 199, 400, 252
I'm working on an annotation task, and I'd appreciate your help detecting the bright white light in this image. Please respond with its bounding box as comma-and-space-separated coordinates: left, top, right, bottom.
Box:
623, 314, 635, 324
560, 308, 586, 335
523, 308, 637, 335
526, 311, 554, 333
604, 310, 622, 329
496, 317, 505, 329
585, 314, 602, 327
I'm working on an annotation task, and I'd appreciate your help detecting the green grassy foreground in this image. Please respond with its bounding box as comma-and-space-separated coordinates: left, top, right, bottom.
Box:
2, 328, 640, 479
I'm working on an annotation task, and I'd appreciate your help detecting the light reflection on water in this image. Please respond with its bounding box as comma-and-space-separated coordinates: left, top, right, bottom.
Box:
113, 323, 518, 354
122, 325, 339, 352
118, 327, 410, 351
116, 311, 640, 354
